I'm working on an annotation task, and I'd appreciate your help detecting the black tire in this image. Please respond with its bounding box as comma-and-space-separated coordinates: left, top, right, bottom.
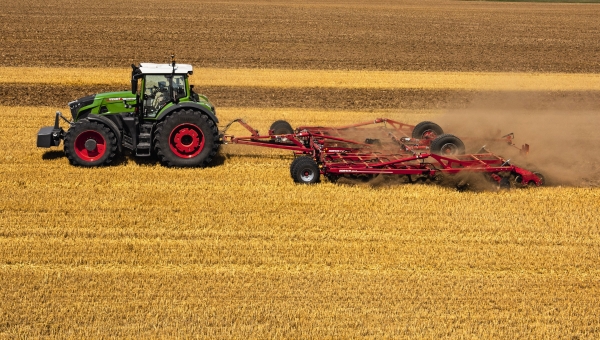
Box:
270, 120, 294, 135
430, 134, 466, 156
64, 119, 118, 167
290, 155, 307, 179
412, 121, 443, 140
290, 156, 299, 178
290, 156, 320, 184
154, 109, 219, 167
530, 172, 545, 187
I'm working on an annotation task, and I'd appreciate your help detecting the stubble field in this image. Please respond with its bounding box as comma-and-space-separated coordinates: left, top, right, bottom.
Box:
1, 0, 600, 338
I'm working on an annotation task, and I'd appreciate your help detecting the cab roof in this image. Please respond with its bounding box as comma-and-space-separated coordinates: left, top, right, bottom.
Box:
138, 63, 193, 75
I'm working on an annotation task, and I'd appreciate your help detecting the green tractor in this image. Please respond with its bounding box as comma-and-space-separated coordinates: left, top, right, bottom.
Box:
37, 59, 219, 167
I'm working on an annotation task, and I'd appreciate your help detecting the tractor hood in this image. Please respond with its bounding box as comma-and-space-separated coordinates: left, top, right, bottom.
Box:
68, 91, 136, 120
94, 91, 136, 102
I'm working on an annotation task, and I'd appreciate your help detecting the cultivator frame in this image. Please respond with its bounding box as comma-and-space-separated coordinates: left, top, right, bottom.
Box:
223, 118, 441, 152
220, 118, 543, 187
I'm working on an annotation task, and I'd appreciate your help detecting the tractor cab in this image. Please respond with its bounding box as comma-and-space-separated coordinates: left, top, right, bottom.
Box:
131, 63, 193, 118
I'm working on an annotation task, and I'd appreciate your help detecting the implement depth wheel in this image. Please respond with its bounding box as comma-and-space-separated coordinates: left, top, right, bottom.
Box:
412, 121, 443, 140
64, 120, 118, 167
154, 109, 219, 167
290, 156, 320, 184
511, 172, 545, 188
531, 172, 545, 187
270, 120, 294, 135
430, 133, 466, 156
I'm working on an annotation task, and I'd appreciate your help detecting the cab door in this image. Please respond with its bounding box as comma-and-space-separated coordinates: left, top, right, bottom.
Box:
142, 75, 171, 118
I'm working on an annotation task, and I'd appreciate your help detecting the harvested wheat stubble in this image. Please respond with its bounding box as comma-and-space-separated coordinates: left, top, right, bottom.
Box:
1, 106, 600, 337
3, 67, 600, 90
2, 0, 600, 336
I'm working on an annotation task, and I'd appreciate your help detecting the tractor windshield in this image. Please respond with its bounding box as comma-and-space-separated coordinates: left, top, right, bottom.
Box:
143, 74, 187, 116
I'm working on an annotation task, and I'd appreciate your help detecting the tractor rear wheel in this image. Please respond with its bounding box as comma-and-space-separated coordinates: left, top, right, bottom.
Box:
154, 109, 219, 167
430, 134, 465, 156
64, 120, 118, 167
412, 121, 443, 140
270, 120, 294, 135
290, 156, 320, 184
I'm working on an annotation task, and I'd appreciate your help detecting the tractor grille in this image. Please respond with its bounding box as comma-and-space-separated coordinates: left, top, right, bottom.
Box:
68, 94, 96, 119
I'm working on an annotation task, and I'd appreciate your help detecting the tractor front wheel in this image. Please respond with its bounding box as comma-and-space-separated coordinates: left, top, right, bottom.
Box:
154, 109, 219, 167
64, 120, 118, 167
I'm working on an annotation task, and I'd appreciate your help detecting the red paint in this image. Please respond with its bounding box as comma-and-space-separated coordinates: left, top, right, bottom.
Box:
169, 123, 205, 158
74, 130, 106, 162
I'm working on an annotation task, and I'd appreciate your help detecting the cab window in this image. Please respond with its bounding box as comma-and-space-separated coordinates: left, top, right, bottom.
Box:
142, 75, 186, 116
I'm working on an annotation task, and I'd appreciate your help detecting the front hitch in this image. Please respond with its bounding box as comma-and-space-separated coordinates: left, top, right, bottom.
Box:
37, 111, 68, 147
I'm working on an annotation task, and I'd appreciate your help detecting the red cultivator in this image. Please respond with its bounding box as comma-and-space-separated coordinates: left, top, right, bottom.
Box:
221, 118, 544, 188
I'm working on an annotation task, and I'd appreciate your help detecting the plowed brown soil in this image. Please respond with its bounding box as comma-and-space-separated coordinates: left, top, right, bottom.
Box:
4, 84, 600, 111
2, 0, 600, 72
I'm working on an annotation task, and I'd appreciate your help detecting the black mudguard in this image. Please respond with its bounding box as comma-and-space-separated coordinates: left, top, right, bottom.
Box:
156, 102, 218, 124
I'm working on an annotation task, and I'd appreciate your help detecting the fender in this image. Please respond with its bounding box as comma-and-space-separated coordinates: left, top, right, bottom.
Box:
87, 115, 123, 152
156, 102, 219, 124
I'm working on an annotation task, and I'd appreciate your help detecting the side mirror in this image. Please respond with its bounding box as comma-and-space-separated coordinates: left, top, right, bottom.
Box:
131, 79, 138, 94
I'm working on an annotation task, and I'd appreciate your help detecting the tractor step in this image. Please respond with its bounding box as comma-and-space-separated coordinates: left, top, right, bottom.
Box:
135, 124, 154, 156
136, 142, 152, 156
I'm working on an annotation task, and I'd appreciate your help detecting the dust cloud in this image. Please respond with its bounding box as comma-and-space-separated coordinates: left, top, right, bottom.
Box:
436, 92, 600, 187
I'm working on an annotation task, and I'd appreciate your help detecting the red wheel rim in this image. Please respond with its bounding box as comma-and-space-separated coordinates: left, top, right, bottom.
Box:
169, 123, 205, 158
74, 130, 106, 162
421, 130, 437, 140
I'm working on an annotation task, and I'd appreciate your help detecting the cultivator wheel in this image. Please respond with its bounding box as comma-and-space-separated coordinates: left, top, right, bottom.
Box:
290, 156, 320, 184
531, 172, 545, 187
154, 109, 219, 167
64, 120, 118, 167
270, 120, 294, 135
412, 121, 443, 140
430, 134, 466, 156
